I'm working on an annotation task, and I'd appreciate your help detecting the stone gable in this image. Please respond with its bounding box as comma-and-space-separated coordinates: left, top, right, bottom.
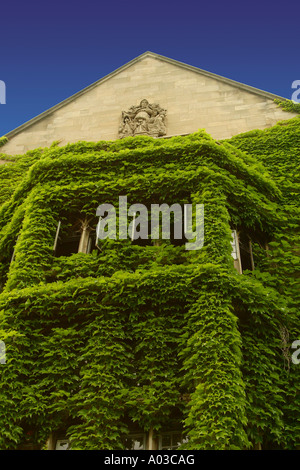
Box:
1, 52, 297, 155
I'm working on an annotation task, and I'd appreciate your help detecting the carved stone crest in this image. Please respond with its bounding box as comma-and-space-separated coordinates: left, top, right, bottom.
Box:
119, 99, 167, 138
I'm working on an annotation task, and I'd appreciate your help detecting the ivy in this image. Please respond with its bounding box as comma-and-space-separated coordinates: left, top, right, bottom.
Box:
0, 137, 8, 148
274, 99, 300, 114
0, 125, 299, 450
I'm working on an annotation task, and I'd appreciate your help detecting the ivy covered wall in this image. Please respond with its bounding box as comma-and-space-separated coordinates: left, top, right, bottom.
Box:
0, 118, 299, 450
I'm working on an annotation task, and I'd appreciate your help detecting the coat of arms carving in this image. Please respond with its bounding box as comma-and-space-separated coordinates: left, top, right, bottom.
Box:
119, 99, 167, 138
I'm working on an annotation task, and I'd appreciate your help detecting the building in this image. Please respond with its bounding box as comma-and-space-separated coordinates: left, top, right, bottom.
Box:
1, 51, 298, 155
0, 52, 299, 450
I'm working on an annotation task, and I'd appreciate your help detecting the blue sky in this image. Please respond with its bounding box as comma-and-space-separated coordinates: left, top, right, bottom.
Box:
0, 0, 299, 136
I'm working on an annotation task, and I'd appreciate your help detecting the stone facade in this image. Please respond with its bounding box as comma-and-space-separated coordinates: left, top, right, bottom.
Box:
1, 52, 297, 155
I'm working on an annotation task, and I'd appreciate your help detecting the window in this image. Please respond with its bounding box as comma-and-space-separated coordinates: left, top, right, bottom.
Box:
231, 229, 254, 273
129, 210, 186, 247
125, 434, 147, 450
124, 431, 187, 450
86, 232, 97, 254
55, 439, 70, 450
54, 218, 96, 256
238, 231, 254, 271
158, 432, 188, 450
10, 235, 19, 264
55, 230, 81, 257
231, 230, 242, 273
